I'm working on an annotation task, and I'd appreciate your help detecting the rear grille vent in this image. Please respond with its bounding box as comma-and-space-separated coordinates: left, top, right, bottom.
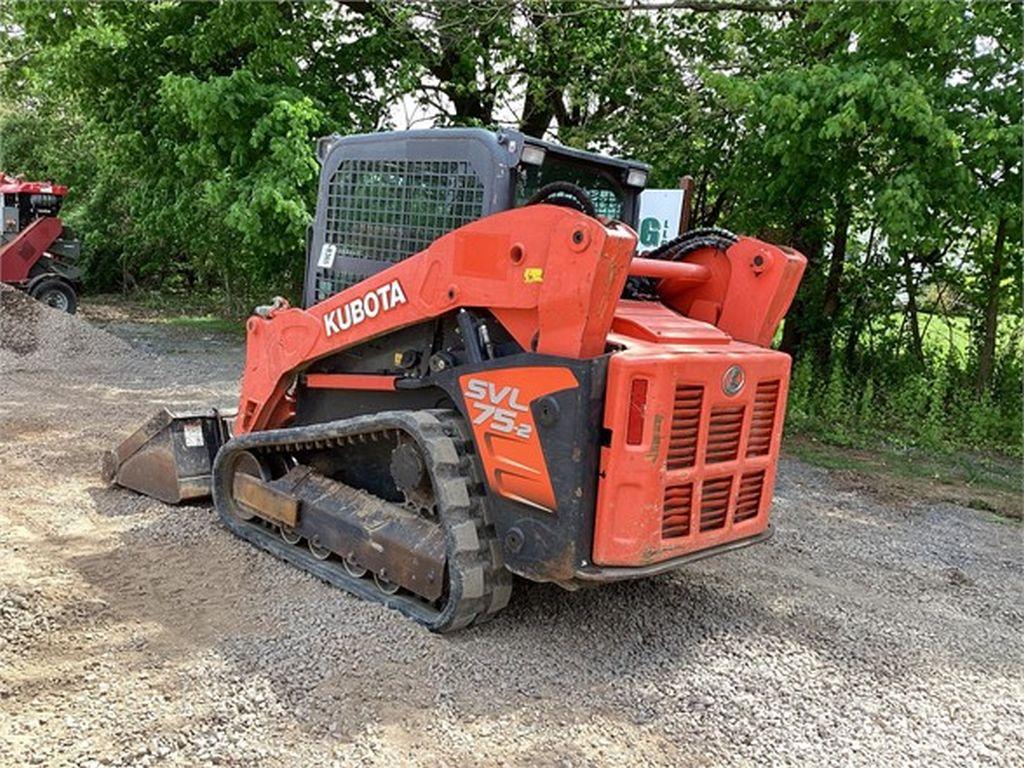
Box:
747, 380, 780, 457
667, 385, 703, 470
661, 483, 693, 539
734, 470, 766, 523
706, 406, 744, 463
699, 476, 732, 531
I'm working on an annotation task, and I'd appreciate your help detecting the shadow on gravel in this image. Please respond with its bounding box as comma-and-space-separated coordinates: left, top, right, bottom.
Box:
64, 489, 803, 734
60, 478, 1024, 744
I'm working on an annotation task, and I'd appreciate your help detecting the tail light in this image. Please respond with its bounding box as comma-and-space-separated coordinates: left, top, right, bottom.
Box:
626, 378, 649, 445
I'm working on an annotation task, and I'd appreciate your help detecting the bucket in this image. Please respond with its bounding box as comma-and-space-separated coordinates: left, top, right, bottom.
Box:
102, 408, 235, 504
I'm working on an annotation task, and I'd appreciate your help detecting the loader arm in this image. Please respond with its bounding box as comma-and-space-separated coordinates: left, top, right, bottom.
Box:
235, 205, 638, 434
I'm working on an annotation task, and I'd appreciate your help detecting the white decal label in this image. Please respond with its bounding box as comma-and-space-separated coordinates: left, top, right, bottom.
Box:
323, 279, 408, 338
182, 422, 205, 448
463, 378, 532, 439
637, 188, 686, 252
317, 243, 338, 269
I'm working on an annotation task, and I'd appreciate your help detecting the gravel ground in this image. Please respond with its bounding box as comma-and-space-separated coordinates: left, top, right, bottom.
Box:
0, 293, 1021, 767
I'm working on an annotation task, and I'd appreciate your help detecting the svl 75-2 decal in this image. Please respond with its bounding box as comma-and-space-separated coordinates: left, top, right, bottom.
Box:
458, 367, 577, 512
463, 378, 532, 438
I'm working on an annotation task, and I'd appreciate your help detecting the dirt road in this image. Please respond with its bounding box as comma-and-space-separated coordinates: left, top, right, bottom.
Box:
1, 294, 1021, 767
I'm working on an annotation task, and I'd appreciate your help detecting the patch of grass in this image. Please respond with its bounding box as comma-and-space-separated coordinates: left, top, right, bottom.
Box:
786, 433, 1023, 521
918, 313, 971, 355
86, 289, 246, 321
158, 314, 246, 337
872, 312, 1014, 356
787, 434, 1020, 492
84, 292, 246, 336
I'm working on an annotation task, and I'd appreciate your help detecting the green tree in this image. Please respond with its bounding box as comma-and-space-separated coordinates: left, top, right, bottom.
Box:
2, 0, 1019, 454
1, 1, 389, 307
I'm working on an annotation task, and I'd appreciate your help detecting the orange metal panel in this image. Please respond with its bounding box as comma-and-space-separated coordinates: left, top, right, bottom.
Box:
234, 205, 636, 434
612, 300, 730, 345
592, 313, 792, 567
457, 366, 578, 512
658, 237, 806, 348
304, 373, 397, 391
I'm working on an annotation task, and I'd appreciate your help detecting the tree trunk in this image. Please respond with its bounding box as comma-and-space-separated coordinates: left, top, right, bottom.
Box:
431, 45, 493, 125
693, 169, 709, 224
705, 189, 728, 227
975, 216, 1007, 394
779, 222, 825, 360
520, 85, 555, 137
780, 295, 808, 357
843, 223, 877, 368
902, 252, 924, 365
814, 193, 852, 367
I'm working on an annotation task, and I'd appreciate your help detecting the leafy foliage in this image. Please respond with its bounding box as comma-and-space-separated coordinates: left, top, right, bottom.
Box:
1, 0, 1019, 454
787, 326, 1022, 456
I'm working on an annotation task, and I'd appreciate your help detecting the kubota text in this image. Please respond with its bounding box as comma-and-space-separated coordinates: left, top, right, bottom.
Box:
323, 279, 407, 338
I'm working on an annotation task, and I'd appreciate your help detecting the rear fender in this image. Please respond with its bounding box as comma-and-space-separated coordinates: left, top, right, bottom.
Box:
27, 257, 81, 288
433, 354, 608, 583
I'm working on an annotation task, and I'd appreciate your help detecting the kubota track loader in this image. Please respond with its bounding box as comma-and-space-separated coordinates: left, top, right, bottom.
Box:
105, 129, 805, 631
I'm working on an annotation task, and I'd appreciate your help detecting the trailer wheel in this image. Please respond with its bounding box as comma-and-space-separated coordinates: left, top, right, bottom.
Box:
29, 277, 77, 314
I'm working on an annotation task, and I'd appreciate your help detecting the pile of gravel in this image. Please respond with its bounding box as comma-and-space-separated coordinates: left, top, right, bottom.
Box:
0, 284, 133, 371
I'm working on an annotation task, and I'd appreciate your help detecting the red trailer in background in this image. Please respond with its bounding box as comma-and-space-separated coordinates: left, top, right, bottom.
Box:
0, 172, 82, 313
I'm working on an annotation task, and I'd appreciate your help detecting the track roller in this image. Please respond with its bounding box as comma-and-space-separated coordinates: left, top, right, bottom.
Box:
308, 536, 332, 560
280, 526, 301, 545
343, 556, 367, 578
374, 573, 401, 595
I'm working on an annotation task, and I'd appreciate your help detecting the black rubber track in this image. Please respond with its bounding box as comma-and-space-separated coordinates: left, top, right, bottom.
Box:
643, 226, 739, 261
211, 409, 512, 632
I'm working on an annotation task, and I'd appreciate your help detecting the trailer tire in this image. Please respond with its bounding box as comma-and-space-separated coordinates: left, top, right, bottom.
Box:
29, 277, 77, 314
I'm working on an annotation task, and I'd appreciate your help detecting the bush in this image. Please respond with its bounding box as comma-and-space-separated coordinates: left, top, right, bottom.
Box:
786, 341, 1022, 457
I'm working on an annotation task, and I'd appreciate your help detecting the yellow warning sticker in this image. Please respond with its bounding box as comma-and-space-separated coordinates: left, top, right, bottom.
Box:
523, 268, 544, 284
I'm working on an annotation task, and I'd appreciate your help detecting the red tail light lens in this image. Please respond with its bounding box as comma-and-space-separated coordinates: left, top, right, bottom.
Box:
626, 378, 649, 445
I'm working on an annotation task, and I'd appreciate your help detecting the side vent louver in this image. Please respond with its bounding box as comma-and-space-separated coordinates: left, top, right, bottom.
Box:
734, 470, 766, 523
667, 385, 703, 470
699, 476, 732, 531
662, 483, 693, 539
706, 406, 744, 463
747, 380, 780, 457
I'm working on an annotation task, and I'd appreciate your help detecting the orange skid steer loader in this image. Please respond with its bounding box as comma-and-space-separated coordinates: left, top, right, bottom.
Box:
105, 129, 805, 632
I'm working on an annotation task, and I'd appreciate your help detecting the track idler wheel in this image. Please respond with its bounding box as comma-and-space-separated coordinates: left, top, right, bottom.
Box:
224, 451, 271, 521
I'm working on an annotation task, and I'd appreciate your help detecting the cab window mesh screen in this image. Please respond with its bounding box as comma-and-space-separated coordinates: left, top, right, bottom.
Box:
316, 158, 486, 301
516, 159, 625, 219
314, 271, 363, 302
